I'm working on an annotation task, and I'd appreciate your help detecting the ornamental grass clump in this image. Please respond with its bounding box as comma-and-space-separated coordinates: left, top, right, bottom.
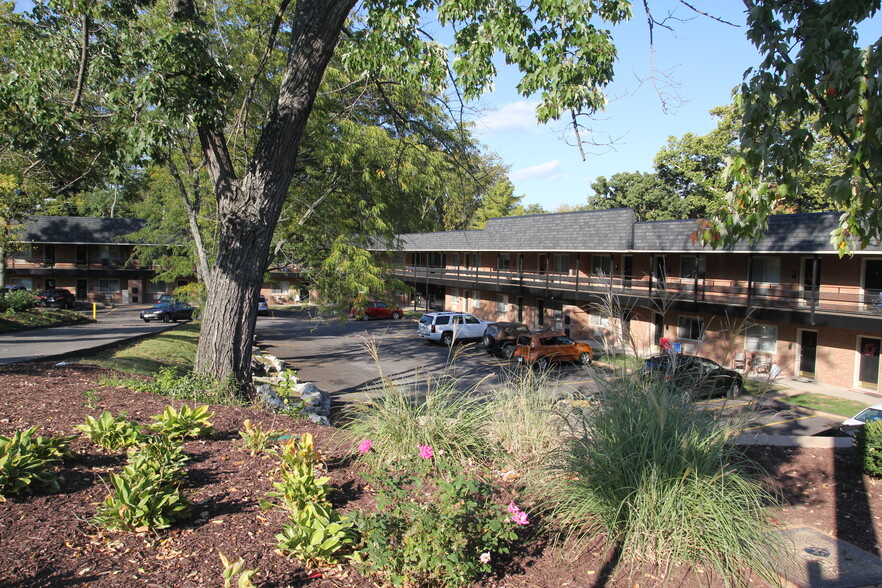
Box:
354, 444, 522, 588
533, 375, 781, 586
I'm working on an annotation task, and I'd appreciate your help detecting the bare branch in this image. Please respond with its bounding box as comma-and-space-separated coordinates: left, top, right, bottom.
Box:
71, 13, 91, 112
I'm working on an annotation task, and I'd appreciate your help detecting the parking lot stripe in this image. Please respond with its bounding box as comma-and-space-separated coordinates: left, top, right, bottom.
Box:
741, 413, 817, 432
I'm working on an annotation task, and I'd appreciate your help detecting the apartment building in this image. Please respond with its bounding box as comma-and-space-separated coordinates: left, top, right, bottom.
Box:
384, 209, 882, 392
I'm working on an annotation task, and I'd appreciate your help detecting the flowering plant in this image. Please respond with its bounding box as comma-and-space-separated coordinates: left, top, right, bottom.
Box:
358, 439, 372, 454
354, 447, 521, 587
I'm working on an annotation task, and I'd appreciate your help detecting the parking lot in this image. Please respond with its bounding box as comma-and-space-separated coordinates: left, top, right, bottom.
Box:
255, 309, 844, 436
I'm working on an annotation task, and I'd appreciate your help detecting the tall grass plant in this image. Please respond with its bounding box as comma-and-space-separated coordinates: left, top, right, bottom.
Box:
531, 375, 781, 585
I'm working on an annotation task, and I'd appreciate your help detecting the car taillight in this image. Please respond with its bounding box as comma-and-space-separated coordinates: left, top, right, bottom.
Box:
431, 325, 435, 333
664, 374, 673, 381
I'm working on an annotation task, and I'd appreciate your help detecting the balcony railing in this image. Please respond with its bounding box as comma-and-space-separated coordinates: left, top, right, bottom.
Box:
8, 257, 148, 271
395, 265, 882, 318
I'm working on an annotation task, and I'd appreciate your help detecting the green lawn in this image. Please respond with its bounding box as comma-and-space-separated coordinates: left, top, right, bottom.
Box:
782, 393, 869, 418
0, 308, 92, 333
89, 322, 200, 376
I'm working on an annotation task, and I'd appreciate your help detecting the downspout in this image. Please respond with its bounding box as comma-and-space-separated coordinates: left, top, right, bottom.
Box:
747, 254, 754, 309
810, 255, 819, 326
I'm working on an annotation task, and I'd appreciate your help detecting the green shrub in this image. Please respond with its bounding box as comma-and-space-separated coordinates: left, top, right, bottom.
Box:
354, 458, 521, 588
0, 427, 74, 499
138, 366, 240, 404
149, 404, 214, 440
857, 420, 882, 477
531, 376, 780, 585
94, 436, 190, 532
74, 411, 144, 451
0, 289, 39, 313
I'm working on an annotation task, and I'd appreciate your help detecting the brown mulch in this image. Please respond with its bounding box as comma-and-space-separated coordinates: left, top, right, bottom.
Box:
1, 362, 881, 588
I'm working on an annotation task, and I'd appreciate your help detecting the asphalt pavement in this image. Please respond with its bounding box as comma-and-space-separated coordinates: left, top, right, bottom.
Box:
0, 305, 178, 365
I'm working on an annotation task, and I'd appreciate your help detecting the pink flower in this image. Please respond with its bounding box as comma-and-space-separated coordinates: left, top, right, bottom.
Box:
358, 439, 372, 454
511, 510, 529, 525
418, 444, 434, 459
479, 552, 491, 564
507, 501, 519, 514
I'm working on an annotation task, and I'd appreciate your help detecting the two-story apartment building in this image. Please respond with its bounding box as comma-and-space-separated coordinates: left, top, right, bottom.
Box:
4, 215, 308, 305
383, 209, 882, 392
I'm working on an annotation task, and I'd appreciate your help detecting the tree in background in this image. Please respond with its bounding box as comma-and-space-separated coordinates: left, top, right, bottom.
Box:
588, 171, 680, 221
709, 0, 881, 253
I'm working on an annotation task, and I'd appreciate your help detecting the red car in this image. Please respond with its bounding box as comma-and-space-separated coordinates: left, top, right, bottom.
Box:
350, 300, 403, 321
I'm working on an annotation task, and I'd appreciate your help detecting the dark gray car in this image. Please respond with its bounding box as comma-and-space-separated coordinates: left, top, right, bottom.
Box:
482, 322, 530, 359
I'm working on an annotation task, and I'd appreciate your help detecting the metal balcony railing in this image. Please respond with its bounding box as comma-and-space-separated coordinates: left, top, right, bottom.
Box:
394, 265, 882, 318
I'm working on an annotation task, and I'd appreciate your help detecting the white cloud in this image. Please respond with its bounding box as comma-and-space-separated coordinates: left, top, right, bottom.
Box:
474, 101, 540, 135
510, 160, 567, 182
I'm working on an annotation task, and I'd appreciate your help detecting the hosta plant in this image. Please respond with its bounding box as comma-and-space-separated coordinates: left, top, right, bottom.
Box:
94, 466, 191, 532
74, 411, 143, 451
127, 435, 188, 483
149, 404, 214, 440
0, 428, 74, 500
238, 419, 285, 456
275, 502, 357, 569
219, 551, 259, 588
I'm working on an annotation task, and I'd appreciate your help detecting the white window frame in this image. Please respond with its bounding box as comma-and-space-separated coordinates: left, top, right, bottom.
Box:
471, 292, 481, 308
451, 288, 460, 304
677, 315, 704, 341
745, 324, 778, 354
495, 294, 508, 313
590, 313, 610, 327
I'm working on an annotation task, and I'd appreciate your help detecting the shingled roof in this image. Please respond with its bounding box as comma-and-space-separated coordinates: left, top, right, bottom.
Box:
633, 212, 882, 254
393, 209, 637, 252
20, 216, 148, 245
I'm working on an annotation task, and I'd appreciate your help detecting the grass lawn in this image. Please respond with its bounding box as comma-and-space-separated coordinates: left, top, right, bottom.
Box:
0, 308, 92, 333
88, 321, 200, 376
782, 393, 869, 417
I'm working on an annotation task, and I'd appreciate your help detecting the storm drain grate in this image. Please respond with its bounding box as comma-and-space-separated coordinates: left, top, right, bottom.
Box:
777, 527, 882, 588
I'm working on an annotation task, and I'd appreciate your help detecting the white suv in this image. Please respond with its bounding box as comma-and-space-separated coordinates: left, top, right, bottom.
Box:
418, 312, 490, 346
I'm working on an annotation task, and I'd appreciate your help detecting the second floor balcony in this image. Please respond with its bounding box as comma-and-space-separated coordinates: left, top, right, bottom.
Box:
394, 264, 882, 319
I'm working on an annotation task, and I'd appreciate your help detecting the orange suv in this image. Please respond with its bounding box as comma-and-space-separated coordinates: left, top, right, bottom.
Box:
513, 332, 593, 370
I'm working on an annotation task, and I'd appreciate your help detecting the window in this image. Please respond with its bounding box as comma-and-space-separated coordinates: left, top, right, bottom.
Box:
498, 253, 511, 270
745, 324, 777, 354
677, 316, 704, 341
680, 255, 706, 279
148, 281, 167, 293
99, 245, 120, 261
45, 244, 55, 263
553, 254, 570, 274
496, 294, 508, 312
272, 281, 290, 293
428, 252, 443, 267
392, 252, 405, 265
451, 288, 460, 304
472, 293, 481, 308
451, 253, 460, 268
590, 313, 610, 327
99, 279, 120, 293
751, 256, 781, 283
592, 255, 612, 277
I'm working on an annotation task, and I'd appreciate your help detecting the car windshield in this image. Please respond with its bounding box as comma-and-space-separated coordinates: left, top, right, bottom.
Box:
856, 408, 882, 423
516, 335, 532, 346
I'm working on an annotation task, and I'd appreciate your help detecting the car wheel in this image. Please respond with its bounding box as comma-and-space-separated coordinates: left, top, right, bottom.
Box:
579, 352, 592, 366
361, 313, 369, 321
441, 332, 453, 347
391, 311, 401, 320
482, 335, 492, 347
727, 379, 743, 399
537, 357, 549, 371
143, 318, 150, 323
162, 313, 171, 323
502, 344, 515, 360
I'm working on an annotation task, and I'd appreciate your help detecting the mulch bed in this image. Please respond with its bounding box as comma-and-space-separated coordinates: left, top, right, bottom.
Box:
2, 361, 881, 587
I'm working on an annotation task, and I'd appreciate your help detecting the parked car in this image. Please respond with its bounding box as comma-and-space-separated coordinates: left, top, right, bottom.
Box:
838, 403, 882, 436
39, 289, 77, 309
140, 301, 195, 323
513, 332, 593, 370
2, 284, 26, 292
417, 311, 490, 345
482, 322, 530, 359
258, 295, 269, 316
639, 353, 744, 399
350, 300, 402, 321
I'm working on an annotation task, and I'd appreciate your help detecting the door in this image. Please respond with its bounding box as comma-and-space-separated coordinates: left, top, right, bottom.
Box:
622, 255, 633, 289
76, 279, 87, 301
802, 258, 820, 304
866, 260, 882, 309
859, 337, 881, 389
463, 314, 484, 338
517, 296, 523, 322
537, 299, 545, 327
799, 330, 818, 378
653, 313, 664, 346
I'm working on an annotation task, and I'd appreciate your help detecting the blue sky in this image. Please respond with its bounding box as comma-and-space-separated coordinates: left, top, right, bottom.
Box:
466, 2, 765, 211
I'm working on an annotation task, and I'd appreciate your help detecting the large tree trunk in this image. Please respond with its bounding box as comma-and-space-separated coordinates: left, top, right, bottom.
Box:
194, 0, 356, 386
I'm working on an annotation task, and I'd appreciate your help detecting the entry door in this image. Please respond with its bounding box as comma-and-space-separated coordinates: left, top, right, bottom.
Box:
866, 260, 882, 308
653, 313, 664, 346
859, 337, 881, 389
799, 330, 818, 378
76, 279, 87, 301
622, 256, 633, 289
802, 258, 820, 304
